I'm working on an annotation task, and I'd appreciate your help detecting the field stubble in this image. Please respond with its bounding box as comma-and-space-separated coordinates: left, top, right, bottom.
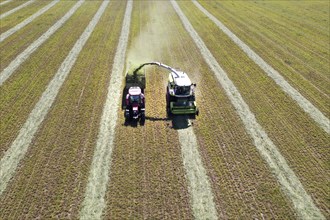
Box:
0, 1, 124, 219
0, 1, 96, 158
0, 0, 36, 20
0, 0, 50, 33
0, 0, 76, 68
0, 0, 60, 42
105, 1, 193, 219
197, 0, 329, 118
180, 1, 329, 217
161, 1, 296, 218
0, 0, 29, 17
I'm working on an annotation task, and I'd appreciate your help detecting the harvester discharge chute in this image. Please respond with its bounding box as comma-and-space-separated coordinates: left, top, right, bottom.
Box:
129, 62, 199, 117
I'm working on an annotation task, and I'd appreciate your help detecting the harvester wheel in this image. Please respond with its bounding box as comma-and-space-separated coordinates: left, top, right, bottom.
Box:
167, 106, 172, 117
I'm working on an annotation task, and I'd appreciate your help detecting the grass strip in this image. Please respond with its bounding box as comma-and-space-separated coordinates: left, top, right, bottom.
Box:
0, 0, 107, 196
0, 0, 35, 19
181, 1, 329, 216
0, 1, 124, 218
0, 0, 13, 6
0, 1, 92, 159
79, 1, 132, 219
0, 0, 84, 86
0, 0, 76, 70
166, 2, 294, 217
193, 1, 329, 134
197, 1, 329, 117
171, 1, 324, 219
104, 1, 193, 218
0, 0, 59, 42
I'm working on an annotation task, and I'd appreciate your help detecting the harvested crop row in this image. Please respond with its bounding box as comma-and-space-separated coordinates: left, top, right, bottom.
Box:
104, 1, 194, 219
0, 0, 26, 15
105, 68, 193, 219
0, 0, 50, 34
192, 1, 329, 134
0, 0, 36, 19
0, 0, 83, 85
0, 0, 104, 197
0, 0, 13, 6
0, 0, 60, 42
0, 1, 75, 64
154, 1, 296, 218
179, 1, 329, 217
198, 0, 329, 118
80, 1, 132, 219
0, 1, 124, 219
0, 1, 99, 158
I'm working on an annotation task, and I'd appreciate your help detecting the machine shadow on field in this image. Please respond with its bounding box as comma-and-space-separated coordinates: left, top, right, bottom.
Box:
144, 116, 171, 122
170, 115, 193, 130
123, 119, 144, 127
122, 114, 192, 129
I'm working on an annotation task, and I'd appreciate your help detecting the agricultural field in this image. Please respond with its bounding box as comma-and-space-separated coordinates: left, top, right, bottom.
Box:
0, 0, 329, 219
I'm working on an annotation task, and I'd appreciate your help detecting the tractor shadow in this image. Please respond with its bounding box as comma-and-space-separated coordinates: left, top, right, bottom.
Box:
124, 119, 145, 127
123, 115, 194, 129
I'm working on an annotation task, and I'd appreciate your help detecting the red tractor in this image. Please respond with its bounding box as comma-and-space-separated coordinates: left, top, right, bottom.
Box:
125, 86, 145, 121
123, 66, 146, 123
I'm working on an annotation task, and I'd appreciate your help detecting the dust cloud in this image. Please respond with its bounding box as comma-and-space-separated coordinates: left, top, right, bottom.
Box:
126, 2, 173, 68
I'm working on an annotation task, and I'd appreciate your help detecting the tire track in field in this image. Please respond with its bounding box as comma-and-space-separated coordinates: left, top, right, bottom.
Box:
193, 0, 330, 134
171, 1, 325, 219
79, 1, 132, 219
0, 0, 12, 6
0, 0, 84, 86
0, 0, 109, 196
0, 0, 35, 19
0, 0, 59, 42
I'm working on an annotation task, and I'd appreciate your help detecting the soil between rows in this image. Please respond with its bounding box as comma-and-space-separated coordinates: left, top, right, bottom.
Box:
0, 1, 124, 219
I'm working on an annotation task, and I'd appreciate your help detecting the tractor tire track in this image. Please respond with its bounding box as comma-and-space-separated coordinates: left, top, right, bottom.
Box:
171, 1, 325, 219
0, 0, 108, 196
193, 0, 329, 134
0, 0, 84, 86
79, 1, 132, 219
0, 0, 12, 6
0, 0, 35, 19
0, 0, 59, 43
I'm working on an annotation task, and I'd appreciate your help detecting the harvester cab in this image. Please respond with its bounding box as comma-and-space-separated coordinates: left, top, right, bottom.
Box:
166, 70, 199, 117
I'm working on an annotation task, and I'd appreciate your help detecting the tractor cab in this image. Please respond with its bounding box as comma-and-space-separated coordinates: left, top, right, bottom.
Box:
127, 87, 143, 104
125, 86, 145, 120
